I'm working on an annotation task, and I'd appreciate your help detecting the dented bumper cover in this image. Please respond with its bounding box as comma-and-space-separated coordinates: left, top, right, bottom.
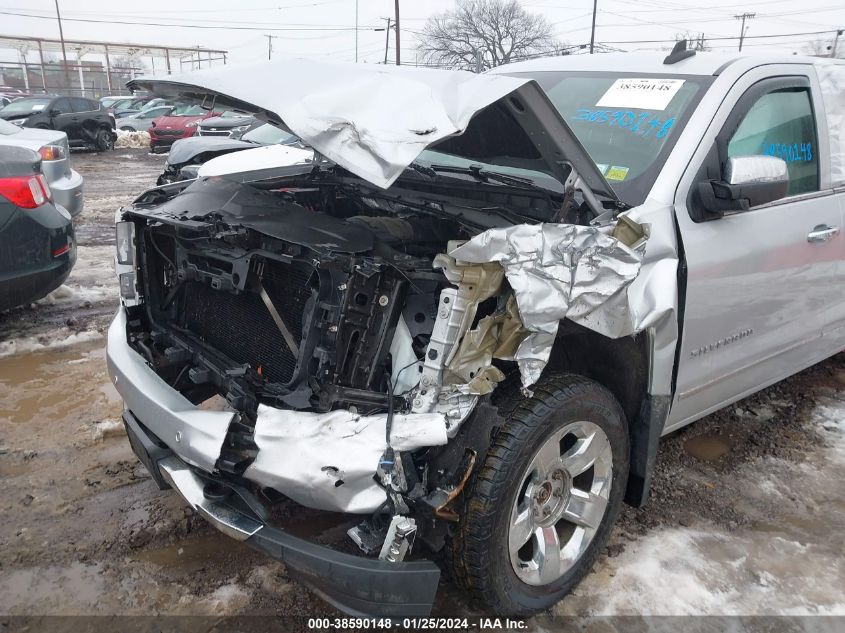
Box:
108, 308, 440, 616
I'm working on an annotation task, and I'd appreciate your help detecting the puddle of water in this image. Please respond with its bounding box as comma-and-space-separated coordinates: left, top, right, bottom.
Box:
684, 433, 733, 461
0, 342, 113, 424
0, 562, 104, 614
136, 534, 252, 573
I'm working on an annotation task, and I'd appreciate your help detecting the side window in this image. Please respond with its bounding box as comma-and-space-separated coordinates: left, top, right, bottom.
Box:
70, 98, 94, 113
52, 98, 72, 114
726, 87, 818, 195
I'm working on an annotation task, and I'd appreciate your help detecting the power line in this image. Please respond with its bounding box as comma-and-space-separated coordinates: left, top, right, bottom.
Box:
0, 9, 372, 31
595, 28, 834, 45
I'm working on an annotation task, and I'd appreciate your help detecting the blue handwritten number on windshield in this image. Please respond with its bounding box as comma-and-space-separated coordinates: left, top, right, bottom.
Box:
656, 119, 675, 139
573, 109, 675, 139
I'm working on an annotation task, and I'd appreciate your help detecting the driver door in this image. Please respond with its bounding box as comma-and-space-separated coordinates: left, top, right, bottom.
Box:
50, 98, 76, 138
668, 67, 841, 430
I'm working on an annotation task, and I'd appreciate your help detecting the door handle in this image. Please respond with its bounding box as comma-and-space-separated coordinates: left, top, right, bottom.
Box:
807, 224, 840, 243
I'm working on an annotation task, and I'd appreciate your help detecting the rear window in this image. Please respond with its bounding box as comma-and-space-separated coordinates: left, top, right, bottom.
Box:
506, 71, 712, 206
71, 97, 98, 112
170, 104, 206, 116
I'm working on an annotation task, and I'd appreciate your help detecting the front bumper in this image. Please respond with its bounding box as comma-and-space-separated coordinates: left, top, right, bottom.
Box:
106, 307, 441, 616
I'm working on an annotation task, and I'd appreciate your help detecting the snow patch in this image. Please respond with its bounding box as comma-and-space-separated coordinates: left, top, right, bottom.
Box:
556, 525, 845, 616
0, 329, 102, 358
813, 396, 845, 463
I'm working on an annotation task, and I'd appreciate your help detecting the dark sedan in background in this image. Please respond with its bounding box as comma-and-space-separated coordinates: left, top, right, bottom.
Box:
0, 145, 76, 311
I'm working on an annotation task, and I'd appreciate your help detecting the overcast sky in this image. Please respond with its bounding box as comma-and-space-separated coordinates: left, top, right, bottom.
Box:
0, 0, 843, 69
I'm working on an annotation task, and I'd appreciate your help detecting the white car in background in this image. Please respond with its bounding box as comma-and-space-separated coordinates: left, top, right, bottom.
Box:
115, 105, 174, 132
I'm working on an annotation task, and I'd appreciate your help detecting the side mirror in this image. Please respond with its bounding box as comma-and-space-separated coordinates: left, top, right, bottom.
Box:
48, 108, 61, 117
693, 155, 789, 220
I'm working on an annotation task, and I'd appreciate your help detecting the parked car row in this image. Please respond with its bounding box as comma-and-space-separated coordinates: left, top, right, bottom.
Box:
0, 96, 116, 151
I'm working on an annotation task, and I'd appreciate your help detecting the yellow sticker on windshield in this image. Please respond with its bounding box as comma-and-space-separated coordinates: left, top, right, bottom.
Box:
606, 166, 629, 181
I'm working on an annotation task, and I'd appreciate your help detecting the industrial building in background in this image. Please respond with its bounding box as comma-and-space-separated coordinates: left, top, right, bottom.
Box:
0, 35, 227, 98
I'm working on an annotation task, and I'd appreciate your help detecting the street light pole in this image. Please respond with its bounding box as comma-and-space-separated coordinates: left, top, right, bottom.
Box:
355, 0, 358, 62
265, 34, 278, 60
589, 0, 598, 54
394, 0, 400, 65
54, 0, 71, 93
383, 18, 392, 64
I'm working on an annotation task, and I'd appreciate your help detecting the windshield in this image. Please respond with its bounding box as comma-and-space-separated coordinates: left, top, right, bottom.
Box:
0, 118, 21, 135
507, 71, 710, 205
0, 97, 52, 115
242, 123, 295, 145
170, 104, 206, 116
220, 110, 250, 118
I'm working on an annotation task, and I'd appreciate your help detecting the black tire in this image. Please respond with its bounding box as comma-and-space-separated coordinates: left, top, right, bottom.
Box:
96, 127, 114, 151
448, 372, 629, 615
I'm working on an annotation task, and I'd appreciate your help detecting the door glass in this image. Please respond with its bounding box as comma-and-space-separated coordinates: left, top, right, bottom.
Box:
52, 98, 72, 114
70, 98, 94, 113
727, 88, 818, 195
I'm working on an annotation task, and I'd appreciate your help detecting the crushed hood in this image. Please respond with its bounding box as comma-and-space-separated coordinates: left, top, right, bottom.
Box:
128, 59, 614, 196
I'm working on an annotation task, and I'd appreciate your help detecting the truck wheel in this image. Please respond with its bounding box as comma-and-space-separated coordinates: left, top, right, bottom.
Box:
449, 373, 629, 615
96, 128, 114, 151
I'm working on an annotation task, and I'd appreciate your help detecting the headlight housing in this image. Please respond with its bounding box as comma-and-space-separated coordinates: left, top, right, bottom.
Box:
115, 221, 135, 265
185, 120, 200, 128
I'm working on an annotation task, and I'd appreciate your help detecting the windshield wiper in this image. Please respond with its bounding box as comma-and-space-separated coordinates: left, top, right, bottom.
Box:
429, 164, 537, 189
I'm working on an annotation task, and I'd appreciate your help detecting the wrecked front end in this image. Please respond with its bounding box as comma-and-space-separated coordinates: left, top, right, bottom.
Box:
108, 168, 644, 616
109, 61, 656, 616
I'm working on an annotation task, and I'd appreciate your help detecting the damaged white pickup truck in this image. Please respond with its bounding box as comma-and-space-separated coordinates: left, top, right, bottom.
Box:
107, 49, 845, 616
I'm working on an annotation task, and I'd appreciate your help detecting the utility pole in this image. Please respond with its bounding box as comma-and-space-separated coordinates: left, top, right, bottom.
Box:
589, 0, 598, 54
833, 29, 843, 58
54, 0, 70, 93
355, 0, 359, 62
265, 34, 278, 60
383, 18, 392, 64
394, 0, 400, 65
734, 12, 755, 52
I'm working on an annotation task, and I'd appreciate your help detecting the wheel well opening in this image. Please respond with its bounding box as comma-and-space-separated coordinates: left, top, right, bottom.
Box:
546, 324, 648, 426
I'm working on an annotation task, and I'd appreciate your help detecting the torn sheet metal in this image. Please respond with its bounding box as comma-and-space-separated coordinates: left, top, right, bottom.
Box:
449, 223, 643, 387
814, 59, 845, 186
244, 405, 447, 513
444, 295, 527, 394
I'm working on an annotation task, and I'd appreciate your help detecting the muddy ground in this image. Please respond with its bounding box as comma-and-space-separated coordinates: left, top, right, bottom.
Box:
0, 149, 843, 621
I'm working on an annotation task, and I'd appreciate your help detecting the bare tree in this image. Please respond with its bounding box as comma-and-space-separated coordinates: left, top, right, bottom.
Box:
674, 31, 709, 52
806, 37, 844, 58
417, 0, 562, 72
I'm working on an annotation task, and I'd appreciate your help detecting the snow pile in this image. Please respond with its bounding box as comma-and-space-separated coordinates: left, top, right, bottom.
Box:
813, 394, 845, 463
115, 130, 150, 149
0, 329, 102, 358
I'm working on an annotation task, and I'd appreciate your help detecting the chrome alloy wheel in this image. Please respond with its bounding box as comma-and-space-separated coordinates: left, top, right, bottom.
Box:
508, 420, 613, 586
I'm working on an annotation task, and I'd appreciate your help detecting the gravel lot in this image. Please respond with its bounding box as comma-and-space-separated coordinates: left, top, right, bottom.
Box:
1, 148, 843, 621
